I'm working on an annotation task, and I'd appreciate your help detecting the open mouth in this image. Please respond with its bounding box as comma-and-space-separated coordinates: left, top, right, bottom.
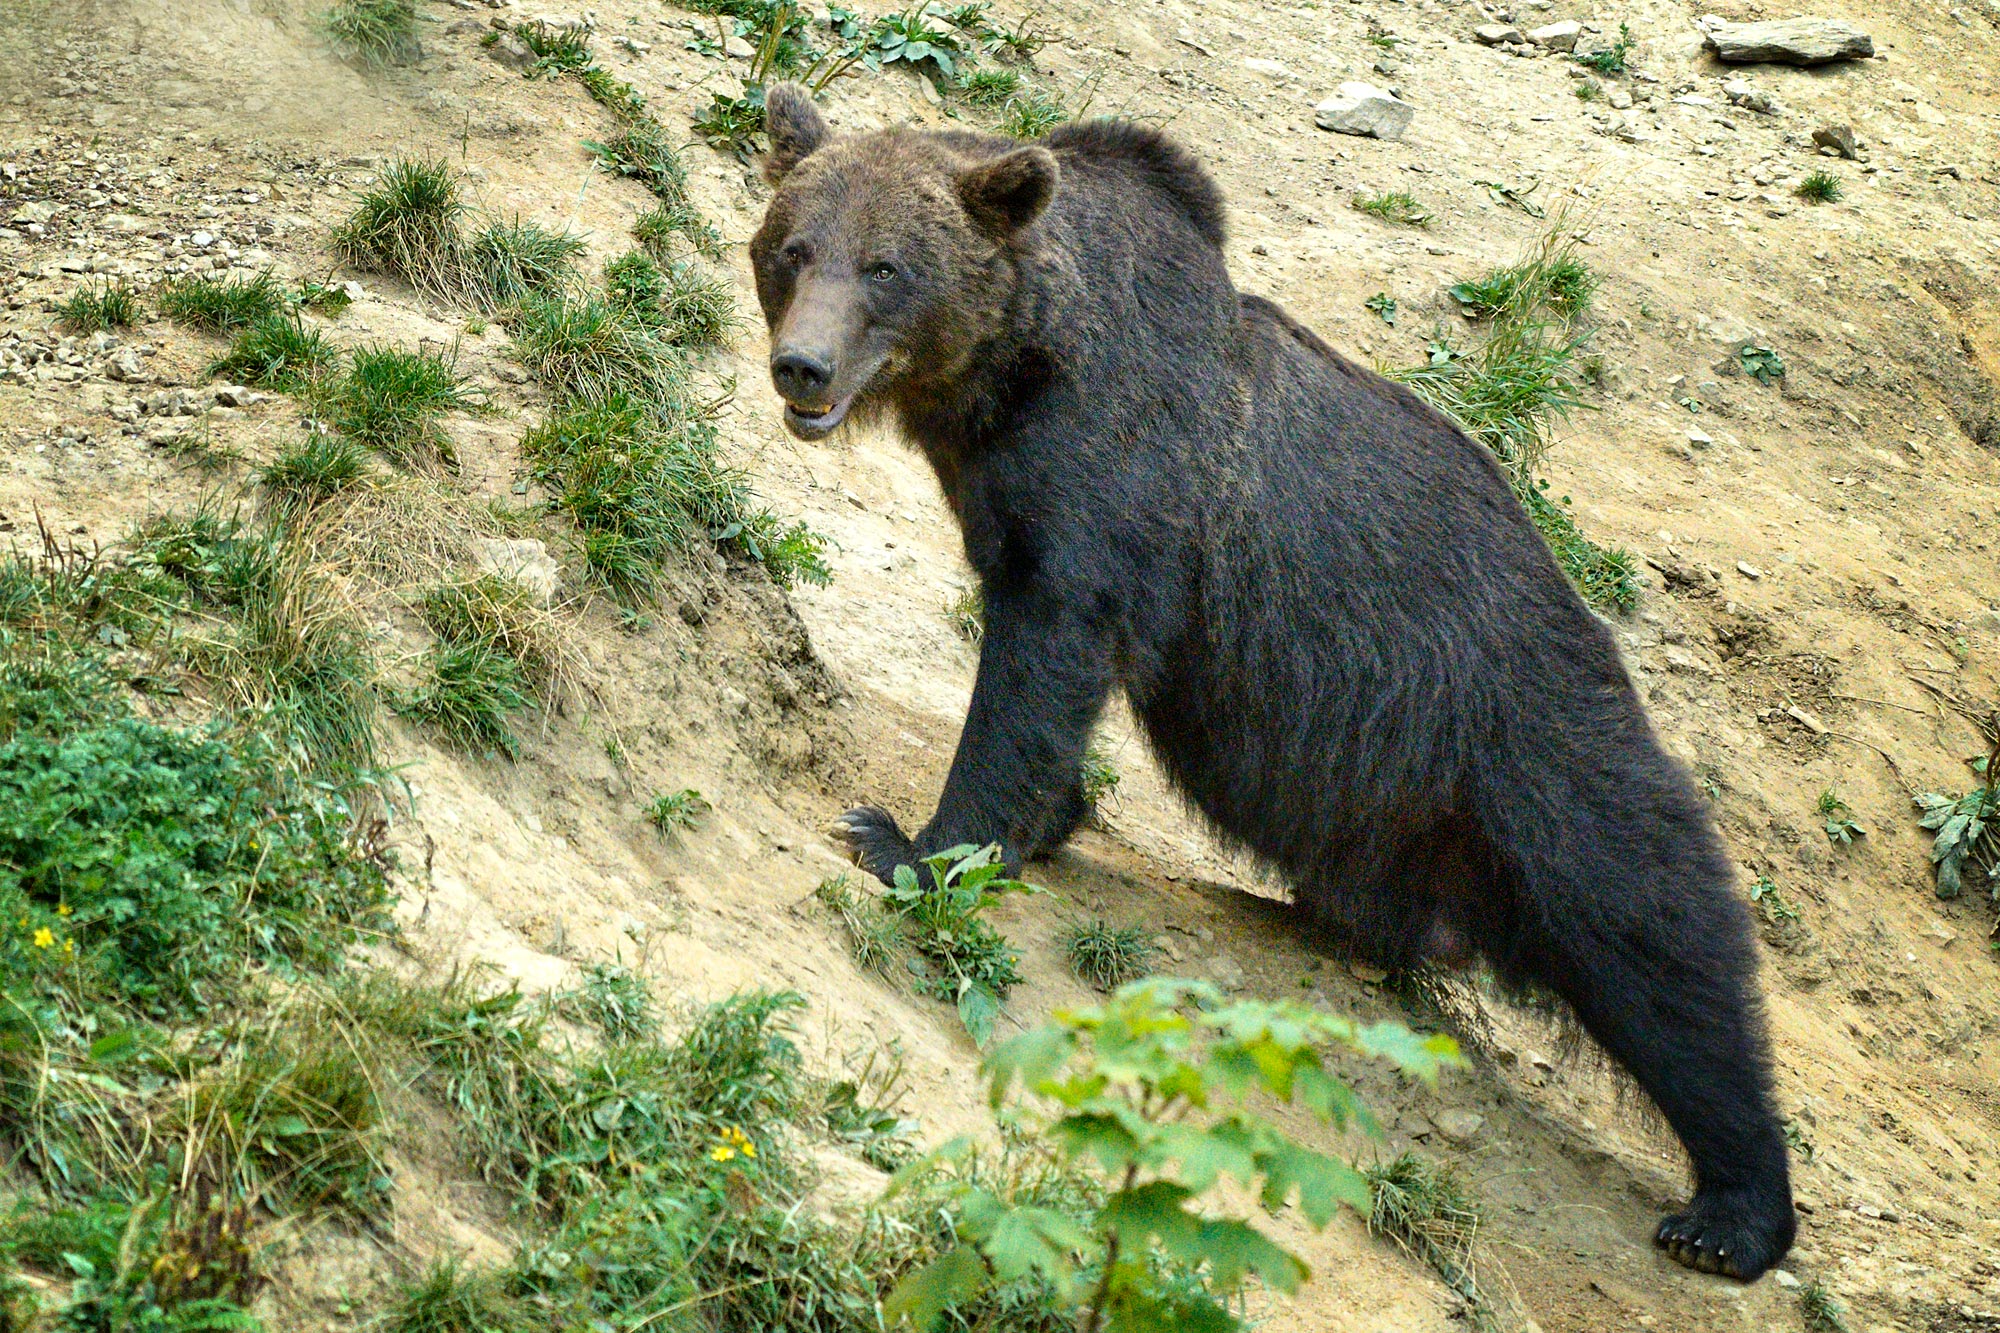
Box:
782, 392, 857, 440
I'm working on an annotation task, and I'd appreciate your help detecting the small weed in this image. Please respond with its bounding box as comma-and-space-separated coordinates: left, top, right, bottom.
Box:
258, 434, 374, 520
1450, 248, 1597, 322
384, 1259, 538, 1333
1571, 21, 1634, 74
326, 0, 421, 66
1524, 487, 1639, 612
395, 640, 532, 757
505, 290, 690, 409
562, 961, 657, 1043
1915, 750, 1997, 898
468, 218, 585, 304
959, 66, 1020, 105
1784, 1116, 1817, 1162
331, 346, 477, 468
1079, 743, 1119, 808
584, 119, 689, 206
692, 86, 770, 162
1795, 170, 1843, 204
646, 787, 708, 837
1818, 790, 1864, 845
1739, 344, 1786, 385
331, 159, 474, 304
866, 4, 968, 81
634, 202, 724, 260
55, 279, 139, 333
732, 511, 833, 589
1353, 190, 1431, 227
516, 19, 594, 76
1800, 1280, 1851, 1333
1365, 1153, 1493, 1322
947, 586, 985, 643
207, 312, 341, 391
1573, 81, 1602, 102
1366, 292, 1399, 326
1749, 875, 1800, 923
820, 1043, 917, 1169
1060, 917, 1155, 990
1000, 89, 1068, 139
158, 271, 286, 333
294, 276, 353, 314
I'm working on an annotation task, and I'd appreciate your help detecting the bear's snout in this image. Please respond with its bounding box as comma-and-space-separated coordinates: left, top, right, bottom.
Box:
771, 348, 836, 405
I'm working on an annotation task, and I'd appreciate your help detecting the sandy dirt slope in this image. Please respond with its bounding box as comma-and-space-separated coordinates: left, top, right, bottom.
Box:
3, 0, 1999, 1329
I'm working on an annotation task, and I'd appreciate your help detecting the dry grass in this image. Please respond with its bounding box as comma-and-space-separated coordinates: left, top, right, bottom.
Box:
415, 573, 597, 711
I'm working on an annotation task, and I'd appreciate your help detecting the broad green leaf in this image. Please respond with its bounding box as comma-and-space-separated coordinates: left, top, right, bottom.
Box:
882, 1244, 990, 1331
1049, 1111, 1140, 1173
959, 983, 1001, 1048
1154, 1120, 1257, 1191
1256, 1140, 1371, 1227
984, 1025, 1074, 1104
981, 1204, 1091, 1285
882, 1135, 973, 1199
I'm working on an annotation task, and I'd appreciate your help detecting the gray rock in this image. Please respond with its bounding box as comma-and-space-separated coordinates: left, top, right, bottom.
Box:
1205, 953, 1245, 991
212, 384, 260, 408
1608, 87, 1634, 109
488, 32, 536, 68
474, 537, 563, 604
1434, 1109, 1486, 1144
1704, 19, 1873, 65
1812, 123, 1861, 158
1528, 20, 1582, 51
1723, 79, 1778, 113
105, 348, 146, 382
10, 201, 57, 225
1313, 82, 1413, 140
1475, 23, 1523, 44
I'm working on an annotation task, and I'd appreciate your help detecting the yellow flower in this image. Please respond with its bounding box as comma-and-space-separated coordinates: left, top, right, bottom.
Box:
57, 903, 71, 917
710, 1144, 738, 1162
714, 1126, 756, 1160
32, 928, 54, 949
63, 939, 75, 956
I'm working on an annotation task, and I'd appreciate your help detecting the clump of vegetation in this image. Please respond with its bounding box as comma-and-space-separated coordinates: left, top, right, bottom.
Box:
1795, 170, 1843, 204
1818, 789, 1864, 845
1080, 743, 1120, 809
887, 979, 1462, 1333
382, 1259, 537, 1333
646, 786, 708, 837
562, 960, 658, 1043
1573, 80, 1603, 102
55, 279, 139, 333
326, 0, 421, 66
817, 845, 1033, 1045
1800, 1279, 1852, 1333
585, 117, 690, 205
1364, 1152, 1494, 1323
468, 217, 586, 304
258, 434, 374, 521
506, 290, 690, 409
959, 65, 1020, 105
1916, 749, 1997, 898
1353, 190, 1431, 227
1001, 88, 1069, 139
395, 640, 533, 756
158, 271, 286, 332
1739, 343, 1786, 386
515, 18, 594, 76
1390, 222, 1638, 613
330, 346, 477, 468
417, 575, 585, 706
332, 159, 471, 302
1060, 917, 1156, 990
604, 250, 738, 349
1571, 21, 1634, 74
1749, 875, 1801, 923
634, 202, 724, 260
207, 311, 341, 391
947, 586, 985, 643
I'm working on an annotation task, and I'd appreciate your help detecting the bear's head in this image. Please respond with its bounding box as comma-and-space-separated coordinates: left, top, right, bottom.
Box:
750, 83, 1059, 441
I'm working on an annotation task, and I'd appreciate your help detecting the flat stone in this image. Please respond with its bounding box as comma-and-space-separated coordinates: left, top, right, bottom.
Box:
1608, 87, 1634, 109
1434, 1109, 1486, 1144
1243, 56, 1298, 80
474, 537, 562, 604
1812, 123, 1861, 158
1475, 23, 1523, 44
1704, 18, 1873, 65
10, 201, 57, 225
1205, 953, 1246, 991
1723, 80, 1778, 113
212, 383, 260, 407
723, 35, 756, 58
1528, 20, 1582, 50
105, 348, 146, 382
1313, 82, 1413, 140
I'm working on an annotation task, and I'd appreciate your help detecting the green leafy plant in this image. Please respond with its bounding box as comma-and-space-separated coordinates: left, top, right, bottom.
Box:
605, 250, 738, 349
1818, 789, 1864, 845
866, 4, 968, 80
729, 511, 833, 589
1573, 80, 1602, 102
1449, 248, 1596, 322
55, 279, 139, 333
562, 960, 658, 1043
1001, 89, 1069, 139
1365, 292, 1398, 327
1795, 170, 1843, 204
515, 19, 594, 75
1352, 191, 1430, 227
505, 291, 690, 409
326, 0, 421, 66
207, 312, 341, 391
959, 66, 1021, 105
1571, 22, 1634, 74
383, 1259, 537, 1333
1739, 344, 1786, 386
1080, 744, 1119, 809
1523, 486, 1639, 612
647, 787, 709, 837
1800, 1279, 1851, 1333
1060, 918, 1155, 990
1748, 875, 1801, 923
1915, 752, 1998, 898
584, 118, 690, 206
947, 587, 986, 643
158, 272, 287, 333
884, 978, 1462, 1332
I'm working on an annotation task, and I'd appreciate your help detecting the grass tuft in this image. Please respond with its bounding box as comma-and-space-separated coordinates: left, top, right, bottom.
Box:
646, 787, 708, 837
604, 250, 736, 349
1000, 89, 1068, 139
55, 280, 139, 333
583, 119, 689, 206
1795, 170, 1843, 204
332, 160, 473, 304
1060, 918, 1156, 990
467, 217, 586, 304
417, 574, 589, 707
1799, 1279, 1851, 1333
959, 67, 1021, 106
207, 312, 341, 391
634, 202, 724, 260
331, 346, 477, 468
158, 272, 286, 333
383, 1259, 538, 1333
326, 0, 422, 66
1366, 1153, 1493, 1321
505, 291, 689, 410
395, 640, 532, 757
1353, 191, 1431, 227
259, 434, 375, 521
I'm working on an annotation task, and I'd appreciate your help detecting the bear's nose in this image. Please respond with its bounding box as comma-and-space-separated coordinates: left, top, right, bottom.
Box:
771, 349, 835, 402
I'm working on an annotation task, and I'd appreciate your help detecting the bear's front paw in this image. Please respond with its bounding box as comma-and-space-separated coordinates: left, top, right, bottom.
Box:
831, 805, 917, 886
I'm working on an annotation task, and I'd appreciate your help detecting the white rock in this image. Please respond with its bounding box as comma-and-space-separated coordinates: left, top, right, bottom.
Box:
1474, 23, 1523, 44
1313, 82, 1413, 140
190, 230, 215, 248
1704, 18, 1873, 65
723, 35, 755, 58
1243, 56, 1298, 80
1434, 1109, 1486, 1144
1528, 20, 1582, 50
474, 537, 563, 605
11, 201, 58, 225
1773, 1269, 1800, 1290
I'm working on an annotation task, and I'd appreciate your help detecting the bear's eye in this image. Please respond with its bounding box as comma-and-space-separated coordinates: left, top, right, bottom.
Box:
868, 262, 897, 284
781, 243, 809, 270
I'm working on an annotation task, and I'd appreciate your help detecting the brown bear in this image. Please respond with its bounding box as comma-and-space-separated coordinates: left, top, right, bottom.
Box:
749, 82, 1794, 1282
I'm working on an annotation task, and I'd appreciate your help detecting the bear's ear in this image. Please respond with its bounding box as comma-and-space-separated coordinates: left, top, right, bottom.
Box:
956, 146, 1059, 239
762, 83, 829, 185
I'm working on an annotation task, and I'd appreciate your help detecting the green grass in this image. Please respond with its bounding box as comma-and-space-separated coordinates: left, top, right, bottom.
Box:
959, 66, 1021, 106
330, 346, 477, 468
505, 291, 691, 411
1365, 1153, 1494, 1325
515, 19, 594, 76
583, 119, 689, 207
605, 251, 737, 350
467, 217, 586, 304
1080, 744, 1119, 808
417, 575, 582, 704
1449, 247, 1597, 322
55, 279, 139, 333
1571, 21, 1634, 74
394, 640, 532, 757
634, 202, 723, 260
326, 0, 421, 66
158, 272, 286, 333
206, 312, 341, 391
1060, 918, 1156, 990
1353, 191, 1431, 227
258, 434, 374, 521
1573, 81, 1602, 102
1523, 486, 1639, 612
1795, 170, 1843, 204
1800, 1280, 1851, 1333
947, 586, 985, 643
331, 159, 474, 304
384, 1259, 538, 1333
646, 786, 708, 837
1000, 89, 1068, 139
